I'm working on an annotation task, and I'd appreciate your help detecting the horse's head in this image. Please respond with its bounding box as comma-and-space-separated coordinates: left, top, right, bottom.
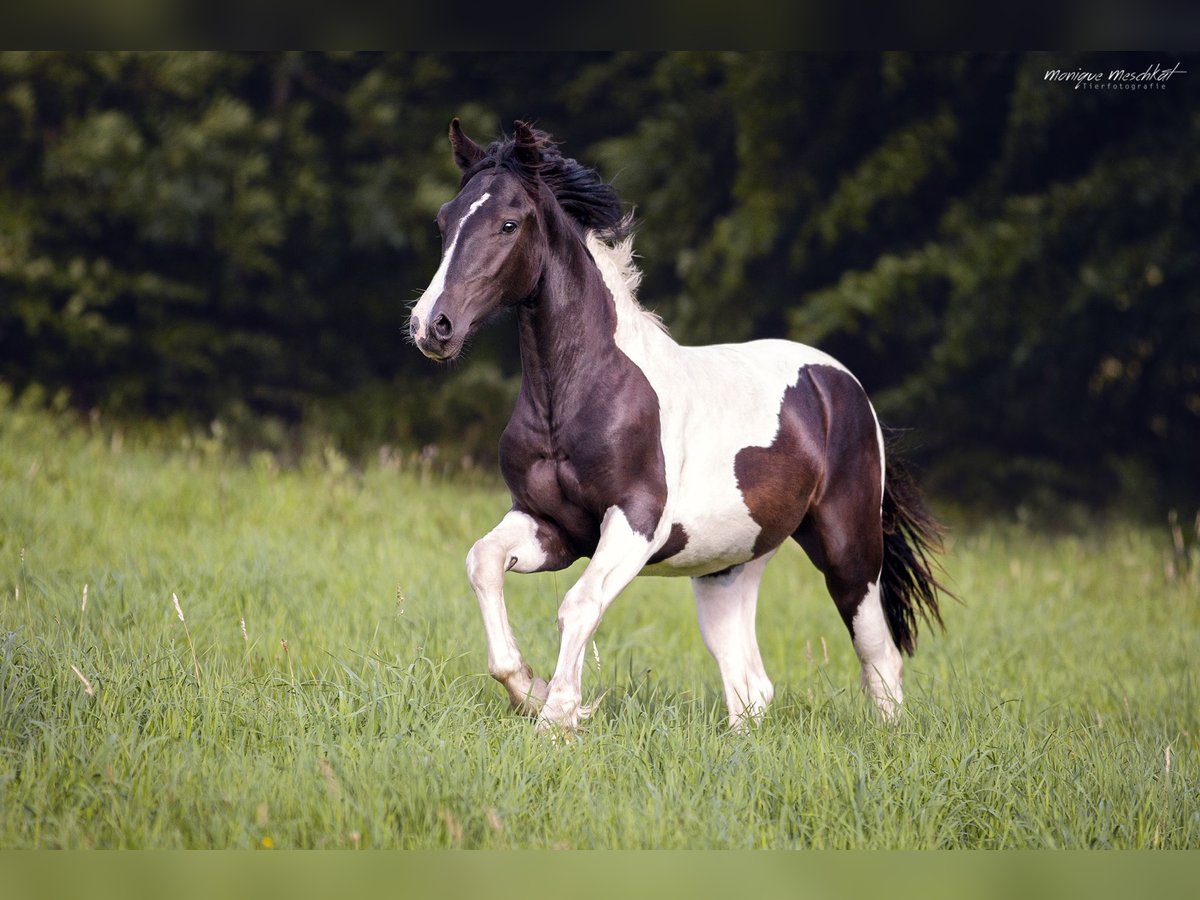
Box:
410, 119, 548, 362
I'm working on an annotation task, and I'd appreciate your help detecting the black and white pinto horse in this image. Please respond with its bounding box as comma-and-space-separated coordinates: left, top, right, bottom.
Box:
411, 119, 947, 732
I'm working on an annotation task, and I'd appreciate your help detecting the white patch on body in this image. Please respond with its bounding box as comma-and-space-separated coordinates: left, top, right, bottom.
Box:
850, 578, 903, 720
412, 192, 491, 341
585, 233, 873, 575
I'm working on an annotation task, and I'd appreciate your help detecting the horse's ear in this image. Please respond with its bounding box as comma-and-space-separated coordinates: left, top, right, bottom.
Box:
512, 120, 542, 173
449, 117, 484, 172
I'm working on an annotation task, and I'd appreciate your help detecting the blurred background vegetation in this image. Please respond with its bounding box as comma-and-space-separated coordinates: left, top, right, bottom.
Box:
1, 51, 1196, 516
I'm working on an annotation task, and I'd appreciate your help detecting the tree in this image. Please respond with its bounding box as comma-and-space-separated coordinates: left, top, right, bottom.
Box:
2, 52, 1195, 510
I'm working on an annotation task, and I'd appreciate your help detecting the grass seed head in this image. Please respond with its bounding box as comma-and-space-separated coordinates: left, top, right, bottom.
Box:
70, 664, 95, 697
172, 592, 185, 623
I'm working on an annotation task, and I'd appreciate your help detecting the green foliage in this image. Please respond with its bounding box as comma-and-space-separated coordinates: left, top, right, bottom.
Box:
2, 394, 1199, 848
1, 52, 1196, 508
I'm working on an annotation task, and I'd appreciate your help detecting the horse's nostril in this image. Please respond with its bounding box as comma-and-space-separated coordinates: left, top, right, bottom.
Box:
432, 313, 454, 341
409, 314, 420, 338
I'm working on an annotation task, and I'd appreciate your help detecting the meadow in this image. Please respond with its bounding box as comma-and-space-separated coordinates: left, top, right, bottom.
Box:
1, 391, 1197, 849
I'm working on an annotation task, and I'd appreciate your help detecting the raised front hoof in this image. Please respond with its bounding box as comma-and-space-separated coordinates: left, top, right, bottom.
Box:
512, 679, 551, 717
495, 665, 550, 716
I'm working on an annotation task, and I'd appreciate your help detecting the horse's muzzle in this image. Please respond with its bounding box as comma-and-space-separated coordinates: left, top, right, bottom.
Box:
411, 312, 460, 361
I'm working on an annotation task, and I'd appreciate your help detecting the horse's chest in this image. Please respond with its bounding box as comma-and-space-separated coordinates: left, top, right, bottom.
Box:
499, 435, 604, 552
510, 432, 613, 500
522, 452, 585, 507
500, 403, 668, 555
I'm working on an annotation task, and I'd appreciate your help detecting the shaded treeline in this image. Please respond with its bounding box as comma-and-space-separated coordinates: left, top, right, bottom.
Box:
1, 52, 1196, 512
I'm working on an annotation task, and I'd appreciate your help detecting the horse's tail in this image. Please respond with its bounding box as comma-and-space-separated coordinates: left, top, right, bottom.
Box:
879, 442, 951, 656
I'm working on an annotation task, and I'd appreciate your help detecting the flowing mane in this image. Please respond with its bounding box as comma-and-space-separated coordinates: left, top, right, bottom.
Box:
585, 231, 669, 336
461, 126, 630, 240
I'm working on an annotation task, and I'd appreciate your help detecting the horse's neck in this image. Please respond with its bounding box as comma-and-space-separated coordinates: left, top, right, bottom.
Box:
516, 235, 625, 421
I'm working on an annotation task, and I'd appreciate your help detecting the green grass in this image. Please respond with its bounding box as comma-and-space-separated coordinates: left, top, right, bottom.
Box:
1, 393, 1197, 848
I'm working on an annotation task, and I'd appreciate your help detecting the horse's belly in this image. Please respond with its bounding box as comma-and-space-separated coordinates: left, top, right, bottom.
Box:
638, 491, 762, 576
639, 538, 754, 577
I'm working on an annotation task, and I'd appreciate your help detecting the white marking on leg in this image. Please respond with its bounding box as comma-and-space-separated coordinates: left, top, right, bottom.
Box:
851, 578, 904, 720
538, 507, 654, 732
692, 551, 775, 730
412, 192, 491, 341
466, 508, 550, 714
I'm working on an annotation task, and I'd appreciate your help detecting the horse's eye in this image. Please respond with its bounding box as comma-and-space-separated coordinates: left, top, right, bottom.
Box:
501, 220, 518, 235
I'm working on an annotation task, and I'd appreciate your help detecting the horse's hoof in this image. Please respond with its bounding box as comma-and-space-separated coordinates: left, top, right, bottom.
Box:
510, 676, 550, 716
535, 699, 581, 736
527, 678, 551, 714
535, 717, 577, 740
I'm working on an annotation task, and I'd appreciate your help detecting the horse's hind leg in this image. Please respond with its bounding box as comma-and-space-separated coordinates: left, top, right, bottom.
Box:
692, 551, 775, 730
794, 502, 903, 720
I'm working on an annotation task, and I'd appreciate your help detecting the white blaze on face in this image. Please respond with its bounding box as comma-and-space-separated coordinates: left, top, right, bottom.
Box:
412, 192, 491, 341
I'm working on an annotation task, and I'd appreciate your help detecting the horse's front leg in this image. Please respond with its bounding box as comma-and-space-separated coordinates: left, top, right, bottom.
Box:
538, 506, 659, 733
467, 510, 575, 715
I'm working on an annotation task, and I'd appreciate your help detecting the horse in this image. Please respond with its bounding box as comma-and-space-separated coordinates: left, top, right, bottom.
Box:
410, 118, 948, 732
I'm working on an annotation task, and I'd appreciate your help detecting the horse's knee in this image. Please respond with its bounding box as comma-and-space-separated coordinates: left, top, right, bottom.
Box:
465, 543, 483, 587
466, 538, 502, 590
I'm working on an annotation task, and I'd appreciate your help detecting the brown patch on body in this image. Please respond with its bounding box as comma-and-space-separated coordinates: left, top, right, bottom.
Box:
646, 523, 689, 564
735, 365, 881, 558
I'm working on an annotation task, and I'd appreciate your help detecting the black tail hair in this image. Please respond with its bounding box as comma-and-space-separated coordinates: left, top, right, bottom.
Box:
880, 445, 952, 655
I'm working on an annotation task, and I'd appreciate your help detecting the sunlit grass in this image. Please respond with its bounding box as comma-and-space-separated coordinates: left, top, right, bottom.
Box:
1, 395, 1197, 848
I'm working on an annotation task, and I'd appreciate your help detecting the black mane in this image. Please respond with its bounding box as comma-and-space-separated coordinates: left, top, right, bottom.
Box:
461, 127, 628, 239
